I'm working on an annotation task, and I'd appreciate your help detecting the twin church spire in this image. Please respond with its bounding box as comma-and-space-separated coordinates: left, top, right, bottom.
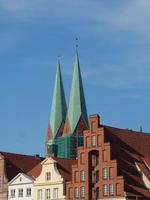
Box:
49, 62, 67, 138
45, 50, 88, 154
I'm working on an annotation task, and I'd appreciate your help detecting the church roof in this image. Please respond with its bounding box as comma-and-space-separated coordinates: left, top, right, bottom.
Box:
49, 62, 67, 138
67, 50, 88, 133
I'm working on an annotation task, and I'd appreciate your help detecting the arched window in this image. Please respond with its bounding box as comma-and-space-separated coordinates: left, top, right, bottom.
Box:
91, 135, 96, 146
103, 168, 108, 179
109, 184, 114, 195
80, 170, 85, 182
103, 184, 108, 196
74, 187, 79, 198
80, 186, 85, 198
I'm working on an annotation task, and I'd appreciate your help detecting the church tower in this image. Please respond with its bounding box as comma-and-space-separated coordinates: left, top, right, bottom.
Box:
63, 50, 89, 135
45, 62, 67, 155
46, 50, 89, 158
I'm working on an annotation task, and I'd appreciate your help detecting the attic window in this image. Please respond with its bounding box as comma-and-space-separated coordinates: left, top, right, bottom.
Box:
20, 177, 22, 182
46, 172, 51, 181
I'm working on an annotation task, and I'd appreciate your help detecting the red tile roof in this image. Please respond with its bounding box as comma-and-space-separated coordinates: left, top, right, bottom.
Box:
27, 162, 42, 178
52, 157, 77, 181
0, 151, 43, 181
103, 125, 150, 199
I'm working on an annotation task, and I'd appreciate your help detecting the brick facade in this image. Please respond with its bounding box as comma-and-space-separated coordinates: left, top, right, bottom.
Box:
0, 154, 8, 200
66, 115, 124, 200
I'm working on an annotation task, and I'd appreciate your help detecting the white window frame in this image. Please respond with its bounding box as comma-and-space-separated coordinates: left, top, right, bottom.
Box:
109, 184, 114, 195
80, 186, 85, 198
46, 172, 51, 181
74, 187, 79, 198
103, 184, 108, 196
26, 187, 31, 197
37, 189, 42, 200
46, 189, 50, 200
10, 189, 15, 198
103, 167, 108, 179
18, 188, 23, 197
91, 135, 96, 146
80, 170, 85, 182
53, 188, 58, 199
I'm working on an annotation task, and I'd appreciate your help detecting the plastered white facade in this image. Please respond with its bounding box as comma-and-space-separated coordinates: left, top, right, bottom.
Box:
8, 173, 34, 200
34, 157, 66, 200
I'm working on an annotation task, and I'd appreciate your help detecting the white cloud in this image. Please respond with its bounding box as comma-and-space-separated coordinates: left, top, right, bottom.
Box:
2, 0, 150, 38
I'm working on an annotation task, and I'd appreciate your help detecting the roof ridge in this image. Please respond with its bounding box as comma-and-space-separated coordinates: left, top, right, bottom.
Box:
103, 125, 150, 135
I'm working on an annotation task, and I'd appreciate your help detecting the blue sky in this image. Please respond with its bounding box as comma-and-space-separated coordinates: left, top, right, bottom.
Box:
0, 0, 150, 156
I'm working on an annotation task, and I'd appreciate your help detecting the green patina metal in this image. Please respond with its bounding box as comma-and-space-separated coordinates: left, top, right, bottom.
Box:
49, 62, 67, 138
67, 50, 88, 133
48, 134, 83, 159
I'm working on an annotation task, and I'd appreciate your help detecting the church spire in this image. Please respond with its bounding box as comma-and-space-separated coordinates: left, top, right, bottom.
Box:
66, 50, 88, 133
49, 62, 67, 138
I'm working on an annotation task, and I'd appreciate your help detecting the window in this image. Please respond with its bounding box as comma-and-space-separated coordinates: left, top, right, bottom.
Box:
74, 187, 79, 198
91, 135, 96, 146
80, 170, 85, 182
18, 188, 23, 197
103, 184, 108, 196
0, 176, 2, 189
109, 184, 114, 195
80, 186, 85, 198
46, 172, 51, 181
53, 188, 58, 199
103, 168, 108, 179
38, 189, 42, 200
46, 189, 50, 199
10, 189, 15, 198
26, 188, 31, 197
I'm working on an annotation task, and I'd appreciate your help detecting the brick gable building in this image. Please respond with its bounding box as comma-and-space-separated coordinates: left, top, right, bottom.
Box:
66, 114, 150, 200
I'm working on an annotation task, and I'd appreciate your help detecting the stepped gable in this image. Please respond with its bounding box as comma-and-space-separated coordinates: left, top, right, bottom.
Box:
0, 151, 43, 181
104, 125, 150, 198
52, 157, 77, 181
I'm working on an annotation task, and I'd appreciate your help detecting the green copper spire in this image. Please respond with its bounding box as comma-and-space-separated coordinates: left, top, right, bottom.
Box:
67, 50, 88, 133
50, 62, 67, 138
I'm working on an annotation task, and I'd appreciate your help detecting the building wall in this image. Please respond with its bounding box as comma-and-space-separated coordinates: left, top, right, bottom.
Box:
0, 154, 8, 200
66, 114, 125, 200
34, 157, 66, 200
8, 173, 33, 200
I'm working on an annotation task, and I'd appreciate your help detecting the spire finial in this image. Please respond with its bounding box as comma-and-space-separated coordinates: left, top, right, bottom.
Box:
75, 37, 79, 51
57, 55, 61, 65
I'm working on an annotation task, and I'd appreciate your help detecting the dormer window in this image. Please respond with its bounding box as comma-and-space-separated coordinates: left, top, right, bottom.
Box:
46, 172, 51, 181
